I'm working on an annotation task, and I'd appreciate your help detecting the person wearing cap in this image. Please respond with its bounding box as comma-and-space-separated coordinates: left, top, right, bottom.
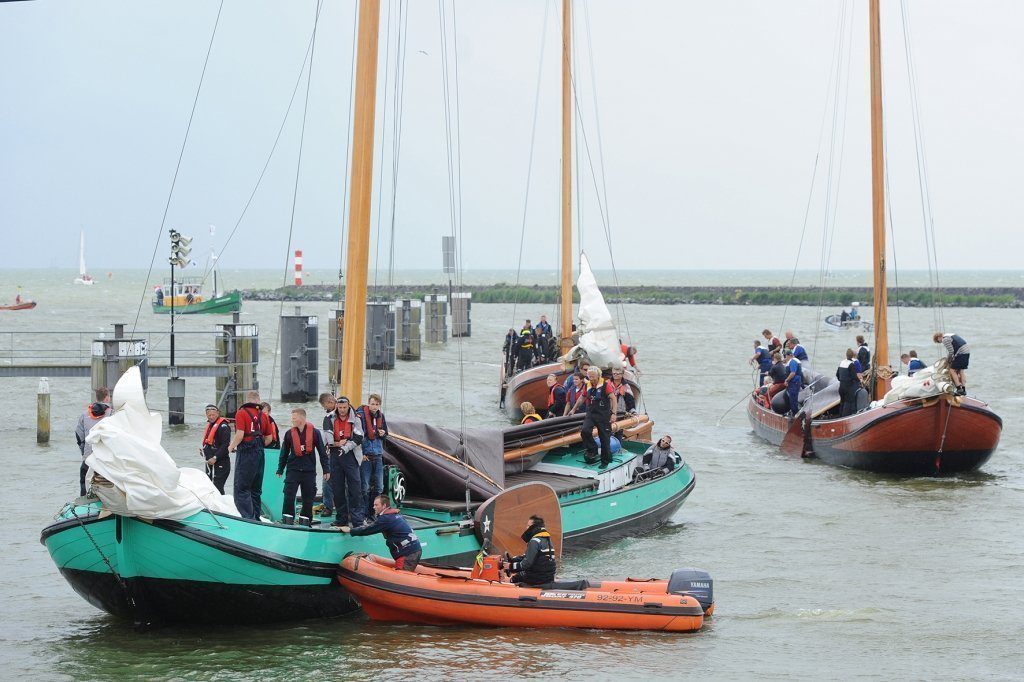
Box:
200, 403, 232, 494
323, 395, 365, 528
502, 515, 557, 586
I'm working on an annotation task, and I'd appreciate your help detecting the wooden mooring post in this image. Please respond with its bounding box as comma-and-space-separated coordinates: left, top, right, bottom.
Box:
37, 377, 50, 444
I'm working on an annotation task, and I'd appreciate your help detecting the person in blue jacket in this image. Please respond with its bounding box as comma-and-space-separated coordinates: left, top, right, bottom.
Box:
783, 348, 803, 417
342, 495, 422, 571
907, 350, 926, 376
750, 340, 773, 386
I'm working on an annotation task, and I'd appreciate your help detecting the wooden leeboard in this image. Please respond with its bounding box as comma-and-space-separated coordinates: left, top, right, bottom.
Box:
474, 482, 562, 559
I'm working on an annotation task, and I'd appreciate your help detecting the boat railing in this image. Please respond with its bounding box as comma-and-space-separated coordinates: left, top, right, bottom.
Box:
0, 329, 231, 368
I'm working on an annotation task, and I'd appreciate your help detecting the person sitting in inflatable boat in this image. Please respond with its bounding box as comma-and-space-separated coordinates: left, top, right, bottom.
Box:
502, 515, 557, 586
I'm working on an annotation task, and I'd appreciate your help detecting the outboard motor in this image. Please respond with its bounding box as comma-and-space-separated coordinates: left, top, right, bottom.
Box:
667, 567, 714, 615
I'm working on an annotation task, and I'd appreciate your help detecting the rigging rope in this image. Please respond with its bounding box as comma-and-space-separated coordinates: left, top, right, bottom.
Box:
898, 0, 944, 332
779, 0, 849, 335
131, 0, 225, 338
508, 1, 550, 340
270, 0, 323, 399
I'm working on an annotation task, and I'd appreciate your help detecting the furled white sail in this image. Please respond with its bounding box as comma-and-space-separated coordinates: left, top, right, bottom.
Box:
876, 361, 956, 407
573, 253, 621, 369
85, 367, 238, 519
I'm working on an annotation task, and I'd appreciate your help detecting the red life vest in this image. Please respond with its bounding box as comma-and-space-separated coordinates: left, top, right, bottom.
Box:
203, 417, 227, 446
360, 408, 385, 440
548, 385, 558, 408
289, 424, 315, 457
266, 418, 279, 444
332, 413, 354, 443
238, 405, 263, 441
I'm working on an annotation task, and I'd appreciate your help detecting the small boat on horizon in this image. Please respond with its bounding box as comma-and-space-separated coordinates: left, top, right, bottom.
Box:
74, 230, 94, 285
1, 290, 36, 311
822, 302, 873, 333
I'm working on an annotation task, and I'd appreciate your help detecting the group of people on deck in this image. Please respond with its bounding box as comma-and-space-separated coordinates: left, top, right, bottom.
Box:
748, 327, 972, 418
503, 316, 558, 375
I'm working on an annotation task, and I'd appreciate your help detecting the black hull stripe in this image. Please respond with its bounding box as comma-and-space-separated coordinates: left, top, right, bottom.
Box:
339, 566, 704, 618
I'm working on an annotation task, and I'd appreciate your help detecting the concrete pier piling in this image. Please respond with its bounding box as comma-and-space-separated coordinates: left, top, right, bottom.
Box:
280, 307, 318, 402
216, 313, 259, 417
396, 298, 421, 361
451, 292, 471, 338
91, 323, 148, 392
167, 375, 185, 425
366, 301, 396, 370
37, 377, 50, 444
424, 293, 448, 344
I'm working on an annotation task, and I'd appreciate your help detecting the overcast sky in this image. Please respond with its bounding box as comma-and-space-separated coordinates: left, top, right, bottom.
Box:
2, 0, 1021, 275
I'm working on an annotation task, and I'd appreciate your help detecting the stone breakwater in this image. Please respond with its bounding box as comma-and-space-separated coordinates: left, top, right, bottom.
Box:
239, 284, 1024, 307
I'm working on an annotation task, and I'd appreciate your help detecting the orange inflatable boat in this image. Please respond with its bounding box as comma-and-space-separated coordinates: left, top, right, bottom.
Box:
337, 553, 714, 632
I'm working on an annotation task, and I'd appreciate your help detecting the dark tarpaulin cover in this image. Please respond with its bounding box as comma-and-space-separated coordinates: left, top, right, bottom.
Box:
384, 418, 505, 501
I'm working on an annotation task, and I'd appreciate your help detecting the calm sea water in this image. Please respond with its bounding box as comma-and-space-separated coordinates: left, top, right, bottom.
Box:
1, 271, 1021, 680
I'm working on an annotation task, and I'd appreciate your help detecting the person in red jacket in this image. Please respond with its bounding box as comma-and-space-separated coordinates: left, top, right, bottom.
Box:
229, 390, 273, 519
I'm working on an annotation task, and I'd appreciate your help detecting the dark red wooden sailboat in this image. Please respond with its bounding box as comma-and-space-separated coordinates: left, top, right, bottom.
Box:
747, 0, 1002, 475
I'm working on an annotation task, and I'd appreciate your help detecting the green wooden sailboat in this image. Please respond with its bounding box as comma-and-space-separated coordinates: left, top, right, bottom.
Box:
40, 0, 697, 624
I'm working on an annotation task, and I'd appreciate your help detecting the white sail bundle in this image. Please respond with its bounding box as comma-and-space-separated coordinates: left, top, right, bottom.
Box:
567, 253, 622, 369
85, 367, 238, 520
876, 361, 956, 407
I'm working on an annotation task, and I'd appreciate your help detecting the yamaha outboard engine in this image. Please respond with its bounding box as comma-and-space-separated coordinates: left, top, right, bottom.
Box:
667, 568, 714, 614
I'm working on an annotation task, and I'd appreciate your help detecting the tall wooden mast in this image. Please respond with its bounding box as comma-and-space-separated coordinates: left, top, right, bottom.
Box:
868, 0, 888, 399
340, 0, 381, 403
558, 0, 573, 354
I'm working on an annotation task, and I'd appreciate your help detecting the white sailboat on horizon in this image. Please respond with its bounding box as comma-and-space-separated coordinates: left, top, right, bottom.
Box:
73, 230, 94, 285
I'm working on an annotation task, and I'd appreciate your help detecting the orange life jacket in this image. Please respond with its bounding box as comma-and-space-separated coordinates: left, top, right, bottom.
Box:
203, 417, 227, 446
238, 405, 264, 441
289, 424, 315, 457
521, 413, 542, 425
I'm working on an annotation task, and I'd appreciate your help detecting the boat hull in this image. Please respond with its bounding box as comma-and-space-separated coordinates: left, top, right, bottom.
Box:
337, 554, 706, 632
0, 302, 36, 310
152, 291, 242, 315
42, 447, 695, 623
747, 394, 1001, 475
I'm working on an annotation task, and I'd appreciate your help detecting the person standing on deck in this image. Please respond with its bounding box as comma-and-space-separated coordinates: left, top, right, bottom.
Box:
502, 328, 518, 377
762, 329, 782, 355
516, 321, 535, 372
229, 390, 273, 519
767, 351, 789, 400
317, 393, 338, 516
564, 372, 586, 416
260, 402, 280, 449
934, 332, 971, 395
276, 408, 329, 522
576, 367, 617, 468
856, 335, 871, 372
609, 368, 636, 414
750, 340, 772, 386
545, 374, 566, 418
75, 387, 111, 496
357, 394, 389, 521
783, 349, 803, 418
836, 349, 864, 417
620, 340, 638, 370
534, 315, 553, 361
786, 337, 809, 363
324, 396, 365, 528
200, 404, 232, 494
